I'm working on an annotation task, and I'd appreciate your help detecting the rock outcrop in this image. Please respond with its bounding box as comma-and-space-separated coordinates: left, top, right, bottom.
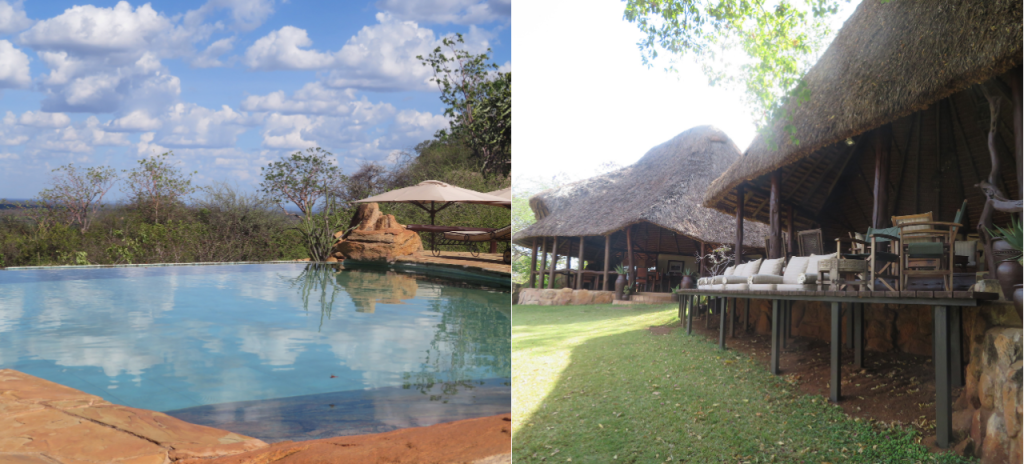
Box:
333, 203, 422, 261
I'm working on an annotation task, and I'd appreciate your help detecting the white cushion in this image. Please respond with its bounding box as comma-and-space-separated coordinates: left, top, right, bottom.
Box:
722, 265, 736, 276
798, 273, 817, 284
805, 253, 836, 276
723, 275, 750, 284
777, 283, 817, 292
748, 283, 776, 291
749, 275, 783, 285
736, 259, 762, 277
724, 283, 748, 290
758, 257, 785, 276
782, 256, 811, 284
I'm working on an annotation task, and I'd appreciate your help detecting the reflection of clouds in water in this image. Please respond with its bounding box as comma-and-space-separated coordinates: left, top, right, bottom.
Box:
0, 286, 24, 333
35, 334, 164, 379
238, 327, 319, 366
237, 269, 295, 303
325, 320, 436, 388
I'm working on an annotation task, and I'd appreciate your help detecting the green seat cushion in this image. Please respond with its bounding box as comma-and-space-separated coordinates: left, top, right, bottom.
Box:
842, 252, 898, 262
866, 226, 900, 243
907, 242, 945, 258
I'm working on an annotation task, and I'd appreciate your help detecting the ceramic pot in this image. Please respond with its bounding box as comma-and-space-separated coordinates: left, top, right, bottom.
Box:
993, 239, 1022, 301
1014, 284, 1023, 321
681, 275, 696, 289
614, 274, 627, 300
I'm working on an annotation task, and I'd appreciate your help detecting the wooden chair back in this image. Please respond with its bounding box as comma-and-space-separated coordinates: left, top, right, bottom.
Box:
891, 212, 934, 243
797, 229, 824, 256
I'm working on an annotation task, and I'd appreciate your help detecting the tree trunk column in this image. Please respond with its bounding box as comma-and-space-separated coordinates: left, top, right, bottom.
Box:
528, 238, 538, 288
576, 236, 585, 290
547, 237, 558, 289
602, 234, 611, 290
873, 124, 892, 229
735, 185, 745, 264
627, 226, 635, 289
539, 238, 548, 289
769, 171, 782, 259
786, 205, 794, 259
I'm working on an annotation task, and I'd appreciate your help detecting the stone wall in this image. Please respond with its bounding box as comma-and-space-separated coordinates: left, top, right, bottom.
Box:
517, 288, 615, 306
738, 298, 1021, 462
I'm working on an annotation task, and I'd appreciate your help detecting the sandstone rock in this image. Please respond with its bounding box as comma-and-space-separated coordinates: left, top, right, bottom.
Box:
979, 372, 997, 410
1004, 361, 1023, 439
592, 292, 615, 304
972, 408, 991, 449
570, 290, 591, 306
1011, 437, 1022, 464
334, 203, 423, 261
954, 406, 975, 434
981, 413, 1010, 464
954, 437, 975, 457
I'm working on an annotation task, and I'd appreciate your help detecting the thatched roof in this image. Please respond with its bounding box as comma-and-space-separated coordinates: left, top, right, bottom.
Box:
513, 126, 768, 250
704, 0, 1022, 218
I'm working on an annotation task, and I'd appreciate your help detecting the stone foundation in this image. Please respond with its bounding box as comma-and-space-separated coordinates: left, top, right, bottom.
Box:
735, 298, 1021, 461
517, 288, 615, 306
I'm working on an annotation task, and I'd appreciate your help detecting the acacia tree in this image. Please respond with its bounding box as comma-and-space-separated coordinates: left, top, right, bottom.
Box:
259, 147, 346, 261
259, 147, 342, 218
418, 34, 511, 177
38, 164, 118, 233
123, 152, 196, 225
624, 0, 847, 130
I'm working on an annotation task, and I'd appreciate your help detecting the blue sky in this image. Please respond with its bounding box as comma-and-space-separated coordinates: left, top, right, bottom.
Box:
0, 0, 510, 200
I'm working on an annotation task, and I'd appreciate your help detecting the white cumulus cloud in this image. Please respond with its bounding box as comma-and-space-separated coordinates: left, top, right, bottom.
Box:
191, 37, 235, 68
106, 110, 163, 132
244, 26, 336, 70
19, 2, 173, 54
241, 82, 396, 121
376, 0, 510, 25
0, 40, 30, 88
17, 111, 71, 128
0, 1, 32, 34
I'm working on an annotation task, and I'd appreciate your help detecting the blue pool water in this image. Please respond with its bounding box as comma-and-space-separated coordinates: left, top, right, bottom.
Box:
0, 263, 510, 441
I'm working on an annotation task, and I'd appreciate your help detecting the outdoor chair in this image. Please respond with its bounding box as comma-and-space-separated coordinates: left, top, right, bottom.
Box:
797, 229, 824, 256
892, 200, 966, 291
834, 227, 902, 291
436, 225, 511, 258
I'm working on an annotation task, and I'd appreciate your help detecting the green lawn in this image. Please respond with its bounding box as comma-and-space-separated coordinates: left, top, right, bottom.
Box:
512, 304, 974, 463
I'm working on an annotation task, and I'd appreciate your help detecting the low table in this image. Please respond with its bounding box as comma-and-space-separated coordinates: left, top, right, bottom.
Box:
818, 258, 869, 291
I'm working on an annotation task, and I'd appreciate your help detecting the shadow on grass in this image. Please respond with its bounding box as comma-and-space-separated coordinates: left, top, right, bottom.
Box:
512, 307, 975, 464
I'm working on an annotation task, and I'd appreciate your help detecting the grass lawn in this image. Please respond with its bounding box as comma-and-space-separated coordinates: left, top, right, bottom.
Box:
512, 303, 974, 463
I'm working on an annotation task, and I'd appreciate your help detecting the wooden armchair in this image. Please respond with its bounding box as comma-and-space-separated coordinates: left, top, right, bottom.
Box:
892, 200, 967, 291
835, 227, 902, 291
797, 229, 824, 256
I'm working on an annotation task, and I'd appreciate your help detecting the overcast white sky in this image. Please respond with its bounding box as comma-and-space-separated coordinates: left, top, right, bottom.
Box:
511, 0, 858, 189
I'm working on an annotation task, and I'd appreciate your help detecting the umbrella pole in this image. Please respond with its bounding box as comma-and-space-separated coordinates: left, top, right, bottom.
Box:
430, 202, 436, 252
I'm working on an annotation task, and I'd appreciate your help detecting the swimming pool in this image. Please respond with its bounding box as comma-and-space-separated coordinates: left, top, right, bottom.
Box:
0, 263, 510, 441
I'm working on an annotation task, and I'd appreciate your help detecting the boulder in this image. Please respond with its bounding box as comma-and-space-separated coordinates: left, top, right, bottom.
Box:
334, 203, 422, 261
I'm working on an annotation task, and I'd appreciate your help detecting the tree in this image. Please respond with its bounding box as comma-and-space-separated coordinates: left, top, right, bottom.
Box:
123, 152, 196, 225
259, 147, 346, 261
624, 0, 846, 130
38, 164, 118, 233
418, 34, 511, 178
259, 147, 342, 218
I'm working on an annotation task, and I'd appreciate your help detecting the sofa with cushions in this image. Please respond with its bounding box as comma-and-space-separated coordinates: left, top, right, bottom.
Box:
695, 253, 838, 292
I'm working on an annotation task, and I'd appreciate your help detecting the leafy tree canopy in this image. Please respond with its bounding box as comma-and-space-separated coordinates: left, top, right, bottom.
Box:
624, 0, 848, 130
259, 147, 343, 218
418, 34, 511, 178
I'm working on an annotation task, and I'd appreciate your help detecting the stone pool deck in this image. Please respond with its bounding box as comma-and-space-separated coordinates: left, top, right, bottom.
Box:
0, 369, 510, 464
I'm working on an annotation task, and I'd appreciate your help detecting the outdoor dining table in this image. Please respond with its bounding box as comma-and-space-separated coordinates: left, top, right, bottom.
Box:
673, 288, 1000, 449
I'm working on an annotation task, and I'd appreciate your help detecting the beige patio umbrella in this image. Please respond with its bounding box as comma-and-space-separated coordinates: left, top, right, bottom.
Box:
485, 187, 512, 208
354, 179, 507, 225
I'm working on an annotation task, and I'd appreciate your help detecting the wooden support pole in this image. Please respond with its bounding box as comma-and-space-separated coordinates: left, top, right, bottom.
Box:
735, 185, 745, 262
1012, 67, 1023, 200
951, 306, 963, 389
687, 295, 694, 335
854, 303, 864, 369
627, 226, 635, 289
770, 300, 781, 375
830, 302, 842, 403
699, 242, 706, 276
729, 298, 736, 338
539, 238, 548, 289
547, 237, 558, 289
576, 236, 585, 290
602, 235, 611, 291
769, 171, 782, 259
743, 299, 749, 333
846, 304, 854, 349
719, 297, 727, 350
528, 238, 538, 288
786, 205, 794, 259
782, 301, 788, 349
934, 305, 952, 448
872, 125, 892, 229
